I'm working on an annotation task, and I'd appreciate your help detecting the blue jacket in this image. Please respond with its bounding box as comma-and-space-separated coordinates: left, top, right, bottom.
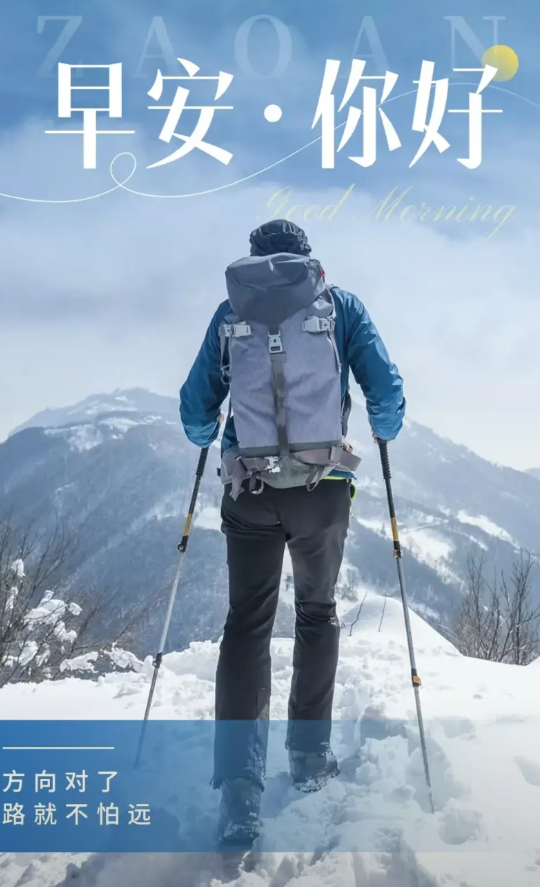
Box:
180, 286, 405, 455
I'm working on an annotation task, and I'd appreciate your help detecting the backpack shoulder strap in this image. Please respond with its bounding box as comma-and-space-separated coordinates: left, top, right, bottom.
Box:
324, 285, 353, 435
218, 321, 231, 385
218, 311, 251, 384
322, 286, 341, 372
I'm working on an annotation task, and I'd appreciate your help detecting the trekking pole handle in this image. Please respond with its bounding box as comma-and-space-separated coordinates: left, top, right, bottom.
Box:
376, 438, 401, 558
195, 445, 209, 479
177, 446, 209, 552
377, 438, 391, 481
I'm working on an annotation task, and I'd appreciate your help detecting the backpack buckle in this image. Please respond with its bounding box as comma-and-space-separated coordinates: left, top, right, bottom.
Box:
302, 316, 335, 333
268, 333, 283, 354
223, 322, 251, 338
232, 322, 251, 337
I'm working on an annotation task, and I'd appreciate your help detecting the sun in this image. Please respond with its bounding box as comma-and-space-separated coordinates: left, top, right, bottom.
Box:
481, 45, 519, 82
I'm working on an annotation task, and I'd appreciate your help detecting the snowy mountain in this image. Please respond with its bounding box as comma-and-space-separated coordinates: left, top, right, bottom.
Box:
1, 388, 539, 656
8, 389, 180, 438
527, 468, 540, 483
1, 594, 539, 887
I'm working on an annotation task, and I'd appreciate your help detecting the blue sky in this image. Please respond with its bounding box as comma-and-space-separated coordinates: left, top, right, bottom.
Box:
0, 1, 539, 468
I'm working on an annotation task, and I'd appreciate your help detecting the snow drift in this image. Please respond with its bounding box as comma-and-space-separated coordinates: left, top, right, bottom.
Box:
1, 594, 540, 887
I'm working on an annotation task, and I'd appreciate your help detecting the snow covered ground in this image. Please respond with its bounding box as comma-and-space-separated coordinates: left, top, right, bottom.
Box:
1, 594, 540, 887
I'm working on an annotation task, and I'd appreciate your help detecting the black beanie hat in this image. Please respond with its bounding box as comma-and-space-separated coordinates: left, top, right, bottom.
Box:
249, 219, 312, 257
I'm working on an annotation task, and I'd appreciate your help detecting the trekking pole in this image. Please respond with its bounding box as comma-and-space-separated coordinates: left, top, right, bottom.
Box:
135, 446, 209, 768
376, 439, 435, 814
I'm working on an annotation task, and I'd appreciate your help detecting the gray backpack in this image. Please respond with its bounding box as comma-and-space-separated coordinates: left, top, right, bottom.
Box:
219, 252, 361, 499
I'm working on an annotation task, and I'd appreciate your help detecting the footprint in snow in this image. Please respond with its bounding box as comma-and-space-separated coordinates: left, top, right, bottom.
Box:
439, 717, 476, 740
515, 756, 540, 787
439, 808, 482, 846
406, 735, 468, 812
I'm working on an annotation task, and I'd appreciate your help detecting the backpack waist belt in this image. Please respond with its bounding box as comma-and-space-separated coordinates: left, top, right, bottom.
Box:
220, 445, 361, 500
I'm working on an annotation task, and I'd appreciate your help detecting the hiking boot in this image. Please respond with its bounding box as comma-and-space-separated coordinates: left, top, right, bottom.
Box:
289, 749, 339, 792
217, 778, 262, 847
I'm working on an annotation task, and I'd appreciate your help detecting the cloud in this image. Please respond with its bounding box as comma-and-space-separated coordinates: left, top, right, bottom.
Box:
0, 114, 539, 472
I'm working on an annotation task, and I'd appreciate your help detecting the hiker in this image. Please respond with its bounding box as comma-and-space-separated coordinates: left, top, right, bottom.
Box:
180, 219, 405, 845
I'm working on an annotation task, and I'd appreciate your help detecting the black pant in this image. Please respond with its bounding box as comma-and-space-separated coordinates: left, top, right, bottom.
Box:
213, 479, 351, 789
